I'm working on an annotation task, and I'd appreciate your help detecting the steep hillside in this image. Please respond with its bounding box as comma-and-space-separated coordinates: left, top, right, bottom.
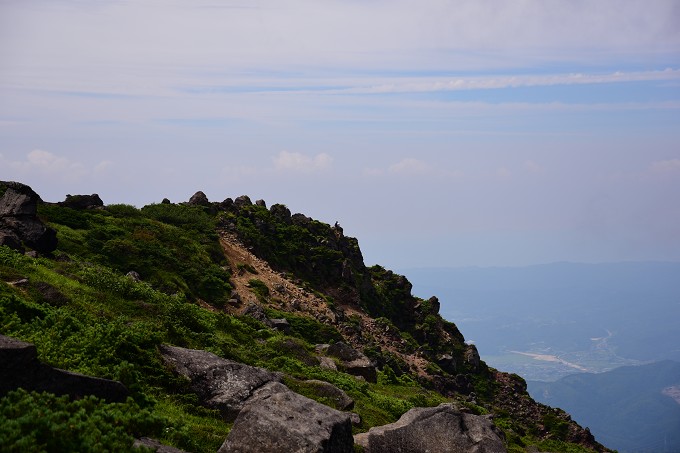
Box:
0, 181, 610, 452
529, 361, 680, 452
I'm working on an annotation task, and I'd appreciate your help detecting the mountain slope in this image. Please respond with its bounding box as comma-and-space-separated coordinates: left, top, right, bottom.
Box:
0, 181, 610, 452
528, 361, 680, 453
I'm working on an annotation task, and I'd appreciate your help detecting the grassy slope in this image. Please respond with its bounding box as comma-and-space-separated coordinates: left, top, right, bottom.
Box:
0, 200, 604, 452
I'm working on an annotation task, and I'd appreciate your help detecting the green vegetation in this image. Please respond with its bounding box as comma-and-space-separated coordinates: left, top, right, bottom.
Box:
0, 389, 163, 452
0, 198, 606, 452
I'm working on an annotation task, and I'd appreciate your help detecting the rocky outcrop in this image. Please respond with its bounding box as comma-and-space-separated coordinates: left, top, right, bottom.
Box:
188, 191, 210, 207
159, 344, 282, 421
59, 193, 104, 210
219, 381, 353, 453
0, 334, 128, 402
0, 181, 57, 253
324, 342, 377, 383
354, 403, 506, 453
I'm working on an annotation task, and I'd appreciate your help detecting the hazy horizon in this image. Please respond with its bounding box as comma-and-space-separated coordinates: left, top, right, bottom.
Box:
2, 0, 679, 269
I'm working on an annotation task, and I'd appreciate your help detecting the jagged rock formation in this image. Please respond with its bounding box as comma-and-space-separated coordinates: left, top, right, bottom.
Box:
0, 334, 128, 402
219, 381, 353, 453
0, 181, 57, 253
354, 403, 506, 453
160, 344, 282, 421
58, 193, 104, 210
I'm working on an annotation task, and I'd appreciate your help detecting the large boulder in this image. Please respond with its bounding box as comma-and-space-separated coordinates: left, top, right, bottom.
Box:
0, 334, 128, 402
159, 345, 282, 421
219, 381, 354, 453
354, 403, 506, 453
0, 181, 57, 253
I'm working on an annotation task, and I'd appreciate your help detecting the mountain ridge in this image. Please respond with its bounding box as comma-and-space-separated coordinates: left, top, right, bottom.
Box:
0, 181, 610, 452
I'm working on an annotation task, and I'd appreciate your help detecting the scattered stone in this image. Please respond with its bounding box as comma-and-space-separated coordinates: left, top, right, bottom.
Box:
133, 437, 188, 453
242, 303, 272, 327
269, 318, 290, 333
161, 198, 171, 204
0, 334, 128, 402
348, 412, 361, 426
318, 356, 338, 371
326, 342, 377, 383
59, 194, 104, 210
353, 403, 506, 453
219, 381, 353, 453
126, 271, 142, 282
255, 199, 266, 208
159, 344, 282, 421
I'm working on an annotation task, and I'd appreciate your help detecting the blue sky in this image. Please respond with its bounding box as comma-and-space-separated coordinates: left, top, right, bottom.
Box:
2, 0, 680, 268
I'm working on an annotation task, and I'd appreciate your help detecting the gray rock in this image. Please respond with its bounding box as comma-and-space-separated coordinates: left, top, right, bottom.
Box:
303, 379, 355, 410
219, 381, 353, 453
242, 303, 272, 327
188, 191, 210, 206
349, 412, 361, 426
465, 344, 482, 371
59, 193, 104, 210
353, 403, 506, 453
0, 181, 41, 217
233, 195, 252, 208
126, 271, 142, 282
437, 354, 457, 374
425, 296, 440, 315
0, 182, 57, 253
269, 318, 290, 333
255, 199, 266, 208
133, 437, 188, 452
0, 334, 128, 402
2, 216, 58, 253
161, 198, 171, 204
0, 230, 23, 252
269, 204, 291, 223
318, 356, 338, 371
326, 342, 377, 383
159, 344, 282, 421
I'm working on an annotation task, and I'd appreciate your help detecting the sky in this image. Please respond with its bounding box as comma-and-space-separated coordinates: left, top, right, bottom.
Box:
1, 0, 680, 268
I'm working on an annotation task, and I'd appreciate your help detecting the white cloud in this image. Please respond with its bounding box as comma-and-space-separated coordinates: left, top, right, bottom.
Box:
273, 151, 333, 173
388, 158, 431, 175
0, 150, 113, 183
650, 158, 680, 174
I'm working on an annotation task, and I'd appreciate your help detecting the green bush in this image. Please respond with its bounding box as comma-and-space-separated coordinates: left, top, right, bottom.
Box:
0, 389, 164, 452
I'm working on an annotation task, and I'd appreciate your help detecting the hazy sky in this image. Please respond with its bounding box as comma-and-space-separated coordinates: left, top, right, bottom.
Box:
2, 0, 680, 268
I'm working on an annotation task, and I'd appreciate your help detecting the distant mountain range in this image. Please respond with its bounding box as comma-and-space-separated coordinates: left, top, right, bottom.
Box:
528, 361, 680, 453
401, 262, 680, 381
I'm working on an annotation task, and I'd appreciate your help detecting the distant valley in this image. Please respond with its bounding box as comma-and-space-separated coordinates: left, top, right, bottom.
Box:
527, 361, 680, 453
401, 262, 680, 381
